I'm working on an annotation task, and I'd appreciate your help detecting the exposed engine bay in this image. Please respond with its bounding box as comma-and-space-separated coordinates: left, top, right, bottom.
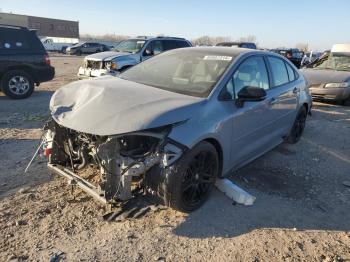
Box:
42, 119, 186, 205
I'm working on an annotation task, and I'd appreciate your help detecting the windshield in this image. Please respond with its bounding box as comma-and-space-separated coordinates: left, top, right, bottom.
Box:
314, 53, 350, 71
120, 49, 234, 97
114, 39, 146, 53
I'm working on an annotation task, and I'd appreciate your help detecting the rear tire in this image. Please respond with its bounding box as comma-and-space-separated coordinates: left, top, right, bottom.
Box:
1, 70, 34, 99
286, 106, 307, 144
165, 141, 219, 213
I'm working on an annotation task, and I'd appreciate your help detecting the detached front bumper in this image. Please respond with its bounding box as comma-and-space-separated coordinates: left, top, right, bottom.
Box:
310, 86, 350, 101
77, 67, 118, 78
48, 163, 108, 204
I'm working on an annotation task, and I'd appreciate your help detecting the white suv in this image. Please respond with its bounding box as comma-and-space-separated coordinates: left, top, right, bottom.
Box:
78, 36, 192, 78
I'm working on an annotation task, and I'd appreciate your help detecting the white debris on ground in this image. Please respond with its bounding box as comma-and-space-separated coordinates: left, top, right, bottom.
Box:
215, 178, 256, 205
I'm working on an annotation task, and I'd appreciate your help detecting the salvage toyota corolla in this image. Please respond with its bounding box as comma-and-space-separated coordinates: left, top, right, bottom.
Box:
43, 47, 312, 212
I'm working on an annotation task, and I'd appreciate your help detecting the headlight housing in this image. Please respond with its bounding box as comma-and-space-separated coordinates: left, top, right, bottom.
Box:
324, 82, 349, 88
105, 61, 118, 70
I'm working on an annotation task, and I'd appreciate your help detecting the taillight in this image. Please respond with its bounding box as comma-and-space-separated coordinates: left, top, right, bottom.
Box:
45, 54, 51, 65
44, 148, 52, 157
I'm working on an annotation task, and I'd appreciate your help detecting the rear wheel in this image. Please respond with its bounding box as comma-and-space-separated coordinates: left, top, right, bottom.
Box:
1, 70, 34, 99
286, 106, 307, 144
165, 141, 219, 212
340, 96, 350, 106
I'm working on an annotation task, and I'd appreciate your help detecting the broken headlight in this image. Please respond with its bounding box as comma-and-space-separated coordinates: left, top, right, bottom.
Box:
324, 82, 349, 88
105, 61, 118, 70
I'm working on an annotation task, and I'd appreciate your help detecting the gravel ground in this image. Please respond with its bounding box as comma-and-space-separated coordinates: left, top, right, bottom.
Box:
0, 55, 349, 262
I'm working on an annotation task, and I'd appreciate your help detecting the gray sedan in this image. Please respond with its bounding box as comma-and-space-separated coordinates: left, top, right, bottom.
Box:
43, 47, 312, 212
301, 52, 350, 104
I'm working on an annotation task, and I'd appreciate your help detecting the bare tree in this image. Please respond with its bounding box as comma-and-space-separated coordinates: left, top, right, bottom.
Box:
237, 35, 258, 46
191, 36, 233, 46
80, 33, 129, 42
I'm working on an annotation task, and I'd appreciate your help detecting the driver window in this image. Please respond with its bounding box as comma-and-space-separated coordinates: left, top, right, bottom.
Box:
233, 56, 269, 97
223, 56, 269, 99
153, 40, 163, 55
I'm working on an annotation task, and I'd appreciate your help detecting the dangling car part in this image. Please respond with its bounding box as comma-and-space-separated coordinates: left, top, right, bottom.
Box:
43, 119, 187, 205
42, 47, 312, 212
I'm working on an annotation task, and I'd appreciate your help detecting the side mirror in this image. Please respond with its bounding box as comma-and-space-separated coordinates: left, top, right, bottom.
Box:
144, 49, 153, 56
236, 86, 267, 107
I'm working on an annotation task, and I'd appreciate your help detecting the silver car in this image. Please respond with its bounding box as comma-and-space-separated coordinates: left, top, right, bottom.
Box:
301, 44, 350, 104
43, 47, 311, 212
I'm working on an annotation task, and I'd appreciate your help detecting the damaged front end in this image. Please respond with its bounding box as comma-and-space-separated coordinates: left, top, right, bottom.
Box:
42, 119, 186, 205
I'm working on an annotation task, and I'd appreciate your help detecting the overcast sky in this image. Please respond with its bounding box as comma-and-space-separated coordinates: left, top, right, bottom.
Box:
1, 0, 349, 50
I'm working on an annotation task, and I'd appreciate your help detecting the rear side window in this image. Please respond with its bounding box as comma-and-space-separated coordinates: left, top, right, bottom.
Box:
0, 28, 30, 50
176, 40, 191, 48
162, 40, 178, 51
285, 62, 295, 81
267, 57, 289, 87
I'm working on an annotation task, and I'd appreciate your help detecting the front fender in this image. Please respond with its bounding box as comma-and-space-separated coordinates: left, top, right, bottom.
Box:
167, 100, 235, 175
113, 56, 138, 70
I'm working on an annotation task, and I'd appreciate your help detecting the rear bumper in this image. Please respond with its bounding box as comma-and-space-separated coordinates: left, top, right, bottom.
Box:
310, 87, 350, 101
35, 66, 55, 83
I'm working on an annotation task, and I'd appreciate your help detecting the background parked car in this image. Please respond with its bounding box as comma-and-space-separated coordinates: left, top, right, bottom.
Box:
41, 37, 78, 53
300, 44, 350, 104
66, 42, 109, 55
77, 36, 192, 78
0, 24, 55, 99
270, 48, 304, 68
216, 42, 257, 49
300, 51, 322, 67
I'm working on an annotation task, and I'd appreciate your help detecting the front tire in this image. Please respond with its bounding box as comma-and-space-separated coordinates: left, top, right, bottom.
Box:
286, 106, 307, 144
165, 141, 219, 212
1, 70, 34, 99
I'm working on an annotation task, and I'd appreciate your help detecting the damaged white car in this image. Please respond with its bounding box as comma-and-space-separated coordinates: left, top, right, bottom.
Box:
43, 47, 312, 212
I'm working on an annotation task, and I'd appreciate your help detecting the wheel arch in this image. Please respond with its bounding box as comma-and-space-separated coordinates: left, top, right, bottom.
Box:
202, 137, 223, 178
0, 66, 38, 85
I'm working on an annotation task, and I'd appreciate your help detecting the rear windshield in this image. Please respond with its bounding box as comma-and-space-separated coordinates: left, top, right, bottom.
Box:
120, 49, 234, 97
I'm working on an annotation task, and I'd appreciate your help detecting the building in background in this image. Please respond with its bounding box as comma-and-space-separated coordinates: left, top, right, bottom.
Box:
0, 12, 79, 45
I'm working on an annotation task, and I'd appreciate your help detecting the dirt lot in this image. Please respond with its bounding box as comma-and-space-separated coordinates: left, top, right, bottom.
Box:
0, 55, 350, 262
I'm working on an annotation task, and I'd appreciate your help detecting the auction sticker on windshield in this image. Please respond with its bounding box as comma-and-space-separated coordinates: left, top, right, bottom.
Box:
204, 55, 232, 61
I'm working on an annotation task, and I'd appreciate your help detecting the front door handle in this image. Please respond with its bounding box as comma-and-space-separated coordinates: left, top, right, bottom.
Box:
268, 97, 278, 105
293, 87, 299, 94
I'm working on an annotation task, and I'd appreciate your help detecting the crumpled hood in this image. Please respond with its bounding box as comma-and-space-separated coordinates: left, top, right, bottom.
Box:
50, 77, 205, 136
300, 68, 350, 85
85, 51, 130, 61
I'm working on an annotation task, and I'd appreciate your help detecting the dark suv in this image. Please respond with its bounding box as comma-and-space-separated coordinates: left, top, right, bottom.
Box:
216, 42, 257, 49
270, 48, 304, 68
0, 25, 55, 99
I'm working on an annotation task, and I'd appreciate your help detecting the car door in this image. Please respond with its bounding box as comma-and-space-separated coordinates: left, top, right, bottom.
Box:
225, 55, 283, 169
141, 41, 154, 61
141, 40, 164, 61
265, 56, 299, 136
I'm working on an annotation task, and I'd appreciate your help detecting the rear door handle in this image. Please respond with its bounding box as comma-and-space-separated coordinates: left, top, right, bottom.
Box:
293, 87, 299, 94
